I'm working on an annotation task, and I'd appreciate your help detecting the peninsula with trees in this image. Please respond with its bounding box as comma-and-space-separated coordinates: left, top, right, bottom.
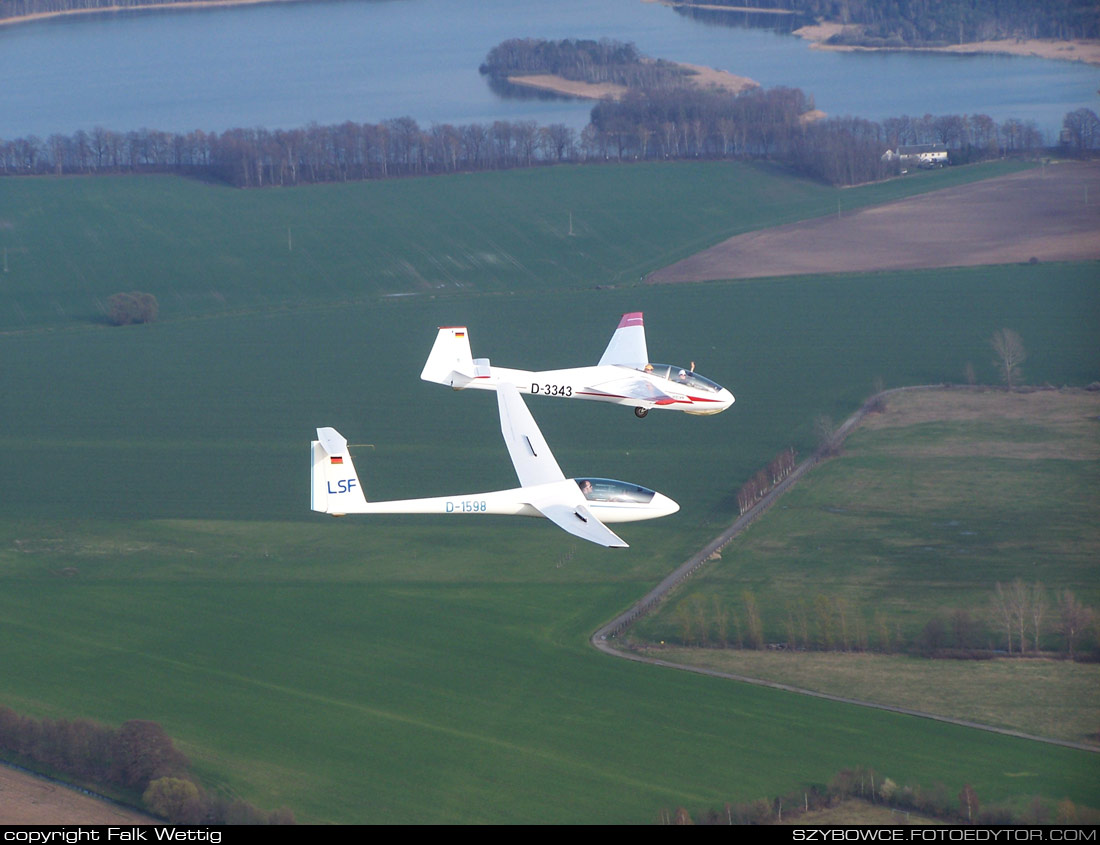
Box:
666, 0, 1100, 65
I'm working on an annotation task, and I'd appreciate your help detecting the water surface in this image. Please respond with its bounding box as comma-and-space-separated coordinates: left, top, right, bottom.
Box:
1, 0, 1097, 139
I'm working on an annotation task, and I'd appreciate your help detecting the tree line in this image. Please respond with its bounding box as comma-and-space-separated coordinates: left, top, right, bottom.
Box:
3, 97, 1085, 189
671, 581, 1097, 658
662, 764, 1098, 825
675, 0, 1100, 44
0, 707, 294, 823
736, 448, 797, 515
4, 0, 1097, 42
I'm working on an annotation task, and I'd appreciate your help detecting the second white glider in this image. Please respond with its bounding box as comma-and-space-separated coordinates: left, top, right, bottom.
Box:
420, 312, 734, 418
311, 383, 678, 548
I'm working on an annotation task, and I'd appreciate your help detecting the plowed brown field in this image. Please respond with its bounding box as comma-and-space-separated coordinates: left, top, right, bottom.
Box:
649, 162, 1100, 283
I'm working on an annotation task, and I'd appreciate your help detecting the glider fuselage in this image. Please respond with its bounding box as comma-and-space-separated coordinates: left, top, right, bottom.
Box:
313, 474, 678, 524
448, 363, 733, 416
420, 314, 734, 417
312, 384, 680, 547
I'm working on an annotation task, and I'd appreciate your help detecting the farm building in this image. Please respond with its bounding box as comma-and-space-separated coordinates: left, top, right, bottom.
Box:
882, 143, 949, 166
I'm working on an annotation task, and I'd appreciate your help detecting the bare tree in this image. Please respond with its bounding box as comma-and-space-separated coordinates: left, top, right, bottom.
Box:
959, 784, 979, 823
990, 582, 1015, 653
1030, 582, 1047, 652
813, 414, 841, 457
742, 591, 763, 649
991, 328, 1026, 389
1058, 590, 1095, 659
1007, 579, 1031, 653
712, 595, 728, 648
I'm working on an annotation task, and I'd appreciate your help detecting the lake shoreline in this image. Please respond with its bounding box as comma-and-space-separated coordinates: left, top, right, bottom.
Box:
0, 0, 300, 29
795, 22, 1100, 67
506, 61, 759, 101
6, 0, 1098, 72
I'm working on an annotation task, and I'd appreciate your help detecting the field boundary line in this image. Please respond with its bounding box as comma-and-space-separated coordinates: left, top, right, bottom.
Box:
590, 384, 1100, 754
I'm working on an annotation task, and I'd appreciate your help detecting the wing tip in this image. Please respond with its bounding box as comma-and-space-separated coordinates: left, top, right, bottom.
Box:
618, 311, 644, 329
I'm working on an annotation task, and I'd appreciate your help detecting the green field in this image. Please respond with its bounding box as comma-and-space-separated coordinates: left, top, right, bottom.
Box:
0, 159, 1030, 330
632, 389, 1100, 647
1, 162, 1097, 822
642, 648, 1100, 747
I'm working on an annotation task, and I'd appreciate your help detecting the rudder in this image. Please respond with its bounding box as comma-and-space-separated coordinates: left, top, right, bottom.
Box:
311, 427, 369, 515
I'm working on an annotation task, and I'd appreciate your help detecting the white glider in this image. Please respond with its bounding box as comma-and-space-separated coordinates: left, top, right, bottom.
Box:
420, 312, 734, 418
311, 383, 678, 548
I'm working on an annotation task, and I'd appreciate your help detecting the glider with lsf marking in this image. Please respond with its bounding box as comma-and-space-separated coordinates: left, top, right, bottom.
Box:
311, 383, 678, 548
421, 312, 734, 418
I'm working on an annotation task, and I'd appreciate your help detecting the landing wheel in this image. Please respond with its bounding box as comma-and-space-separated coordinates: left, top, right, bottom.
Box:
634, 407, 649, 419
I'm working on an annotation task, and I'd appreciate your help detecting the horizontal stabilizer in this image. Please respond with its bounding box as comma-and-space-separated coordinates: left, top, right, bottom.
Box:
316, 426, 349, 458
421, 326, 476, 386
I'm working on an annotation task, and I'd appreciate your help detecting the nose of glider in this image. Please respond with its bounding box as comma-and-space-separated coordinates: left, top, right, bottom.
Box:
651, 491, 680, 517
719, 387, 735, 410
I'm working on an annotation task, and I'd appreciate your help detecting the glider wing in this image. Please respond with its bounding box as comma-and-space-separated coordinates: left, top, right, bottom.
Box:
497, 382, 566, 488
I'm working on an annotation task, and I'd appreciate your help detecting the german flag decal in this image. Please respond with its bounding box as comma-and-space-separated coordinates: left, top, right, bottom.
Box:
330, 456, 344, 465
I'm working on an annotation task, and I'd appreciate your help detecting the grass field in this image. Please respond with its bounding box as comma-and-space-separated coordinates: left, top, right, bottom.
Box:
0, 159, 1031, 330
646, 649, 1100, 747
1, 163, 1097, 821
631, 389, 1100, 644
628, 389, 1100, 747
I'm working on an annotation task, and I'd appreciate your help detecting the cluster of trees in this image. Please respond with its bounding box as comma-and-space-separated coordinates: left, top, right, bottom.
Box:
987, 580, 1096, 658
0, 100, 1088, 189
0, 708, 294, 823
679, 0, 1100, 44
480, 38, 690, 90
670, 583, 1098, 658
664, 765, 1096, 825
1063, 108, 1100, 154
0, 712, 186, 793
107, 291, 158, 326
736, 448, 797, 515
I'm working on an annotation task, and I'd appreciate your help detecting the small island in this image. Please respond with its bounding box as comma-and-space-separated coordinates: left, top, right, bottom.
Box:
479, 37, 759, 102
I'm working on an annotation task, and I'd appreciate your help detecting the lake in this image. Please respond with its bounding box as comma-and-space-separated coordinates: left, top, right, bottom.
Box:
1, 0, 1098, 140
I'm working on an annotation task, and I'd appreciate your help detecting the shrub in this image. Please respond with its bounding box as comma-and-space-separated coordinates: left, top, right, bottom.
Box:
107, 292, 158, 325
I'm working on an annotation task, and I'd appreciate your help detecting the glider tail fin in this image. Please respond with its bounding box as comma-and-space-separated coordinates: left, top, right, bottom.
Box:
598, 312, 649, 368
311, 427, 369, 515
421, 326, 476, 387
